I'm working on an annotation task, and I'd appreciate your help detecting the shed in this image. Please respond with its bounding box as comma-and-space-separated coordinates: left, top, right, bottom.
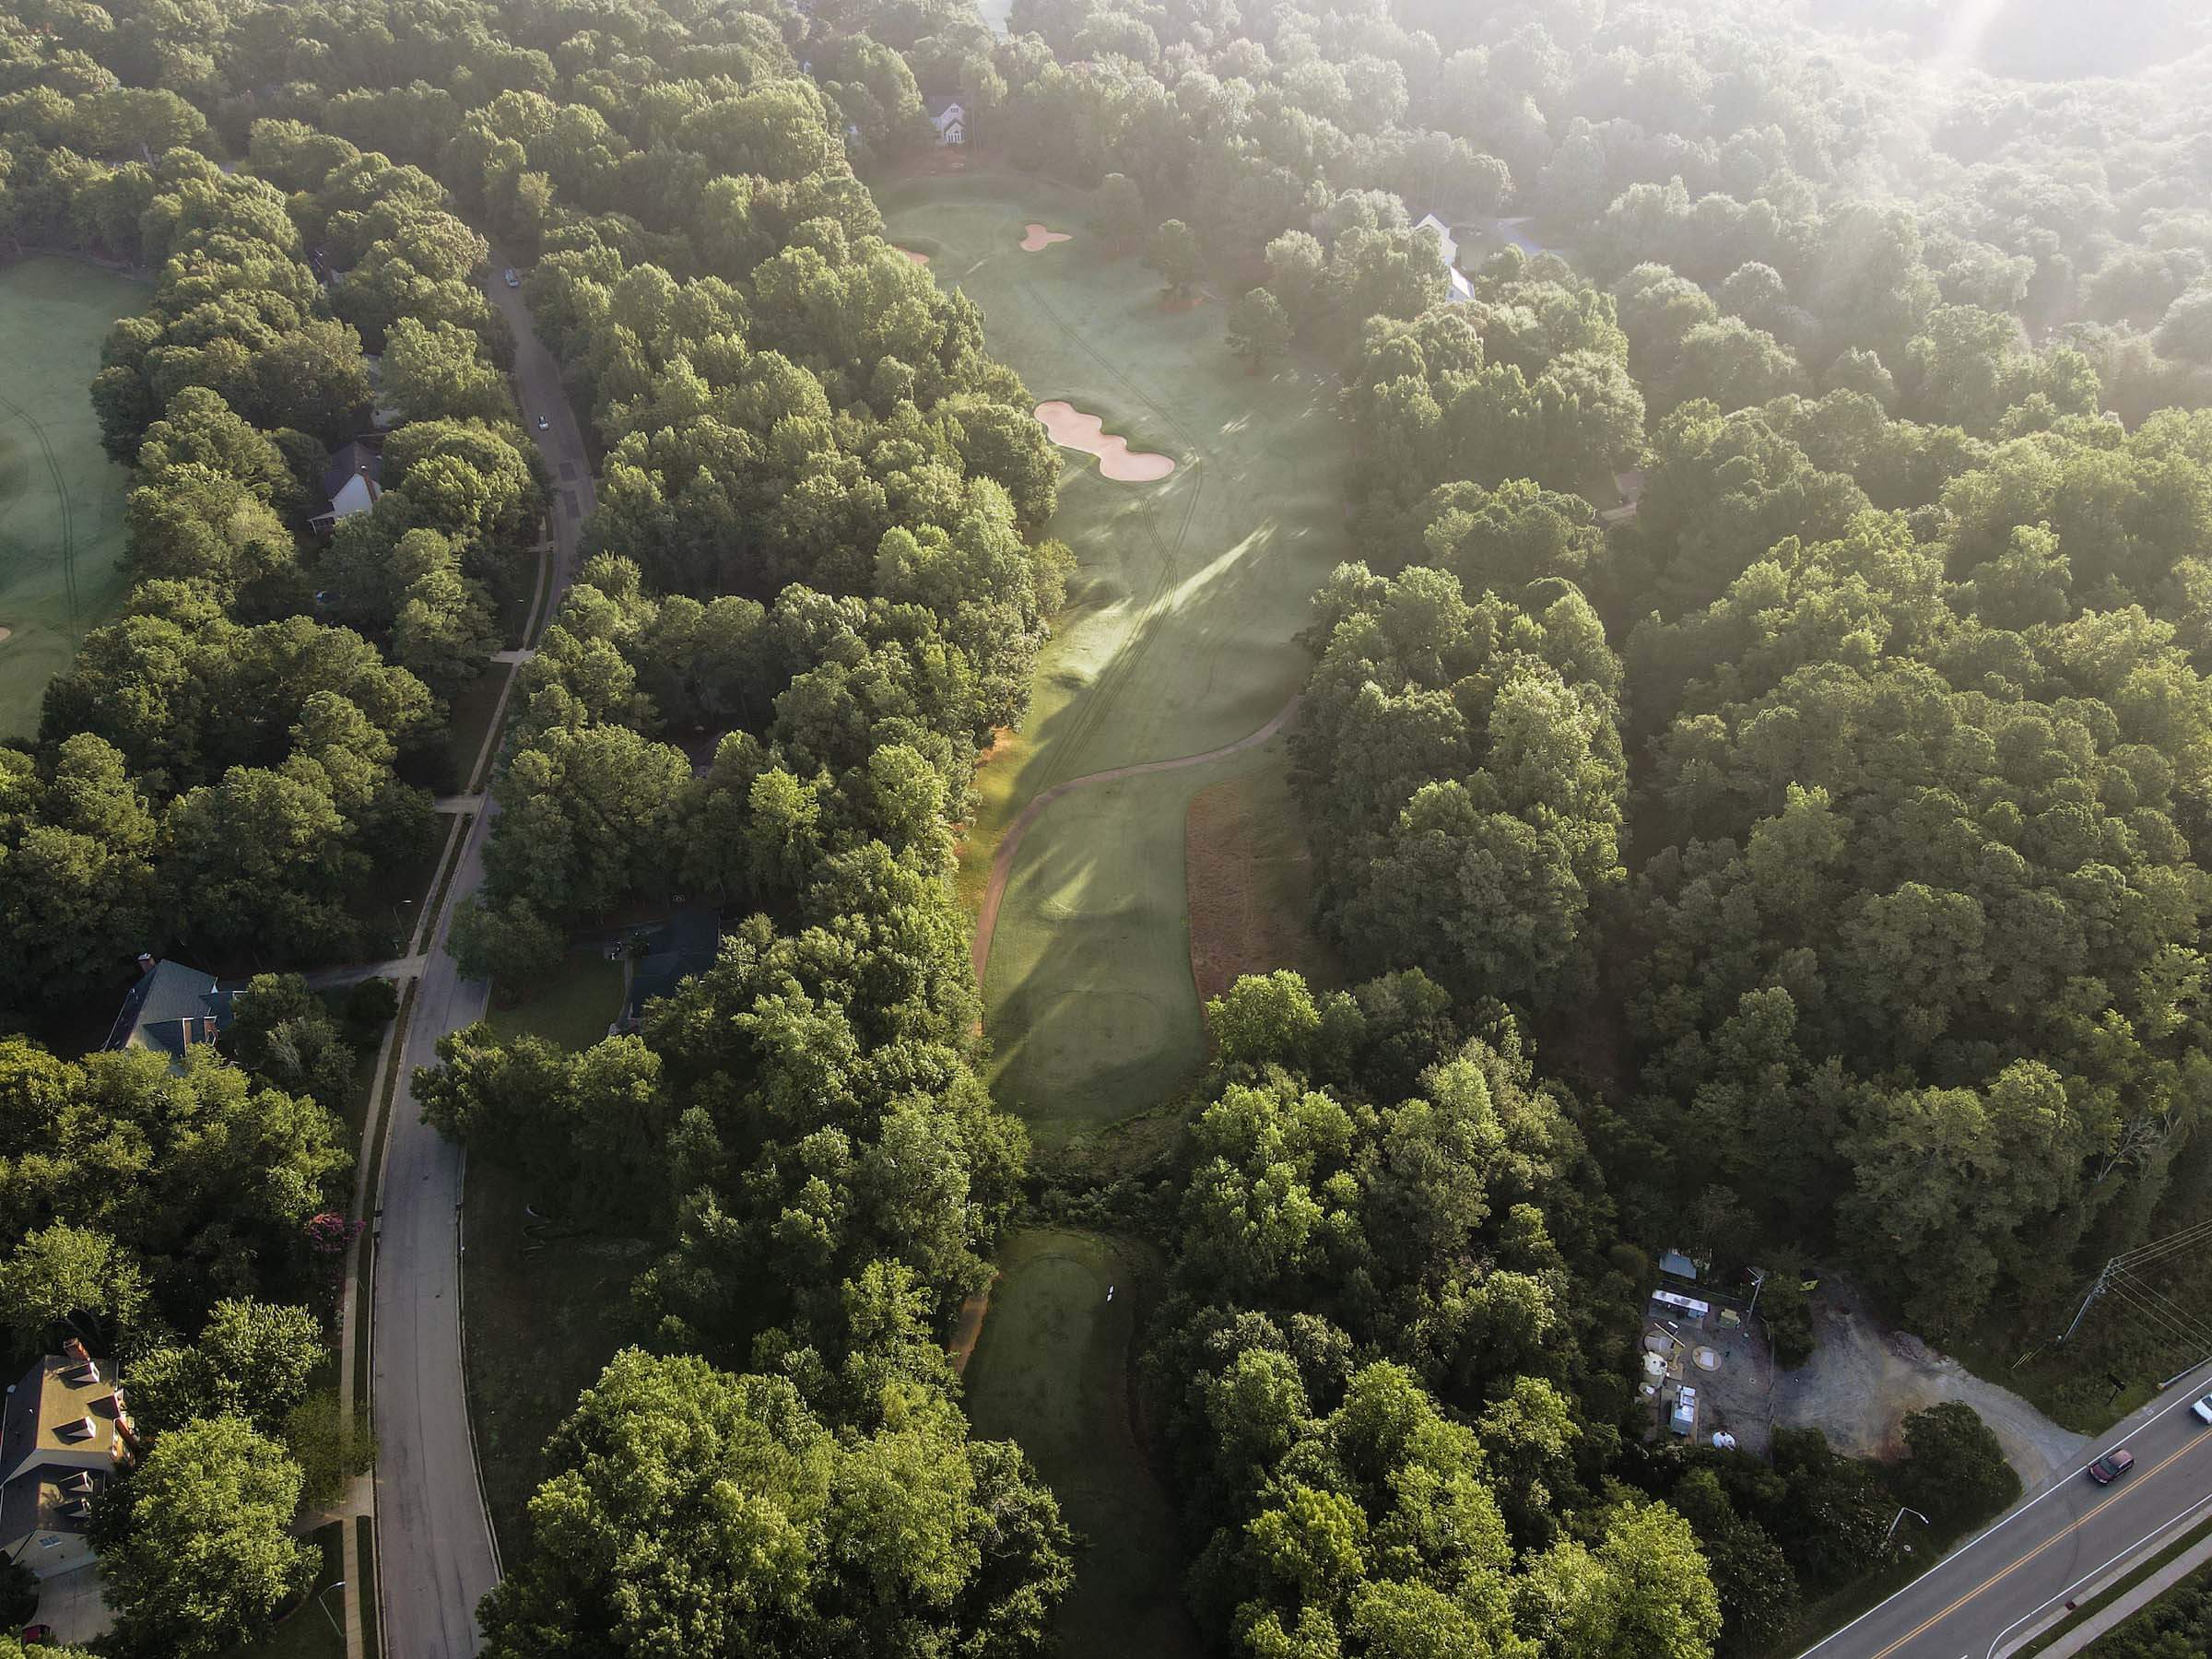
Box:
1658, 1249, 1699, 1281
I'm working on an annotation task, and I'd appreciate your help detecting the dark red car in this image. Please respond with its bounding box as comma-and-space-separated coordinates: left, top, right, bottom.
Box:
2087, 1448, 2135, 1484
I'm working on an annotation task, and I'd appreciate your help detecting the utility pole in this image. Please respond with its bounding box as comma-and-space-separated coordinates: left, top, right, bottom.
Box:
2062, 1256, 2118, 1345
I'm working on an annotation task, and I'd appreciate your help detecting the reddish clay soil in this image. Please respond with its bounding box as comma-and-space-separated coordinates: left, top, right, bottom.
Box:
1034, 400, 1176, 482
1020, 222, 1073, 252
896, 246, 930, 265
971, 696, 1300, 987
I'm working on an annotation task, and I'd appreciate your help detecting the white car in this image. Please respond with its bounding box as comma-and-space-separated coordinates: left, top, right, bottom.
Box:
535, 415, 550, 431
2192, 1393, 2212, 1424
504, 266, 520, 288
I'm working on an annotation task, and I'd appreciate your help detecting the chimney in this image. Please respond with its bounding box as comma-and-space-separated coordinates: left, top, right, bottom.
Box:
62, 1337, 88, 1365
135, 952, 155, 976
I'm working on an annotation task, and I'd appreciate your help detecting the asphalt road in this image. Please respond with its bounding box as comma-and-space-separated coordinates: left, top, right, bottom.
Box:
1801, 1358, 2212, 1659
370, 256, 594, 1658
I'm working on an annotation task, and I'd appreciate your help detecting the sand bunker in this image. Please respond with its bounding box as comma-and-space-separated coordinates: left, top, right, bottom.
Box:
1020, 223, 1073, 253
1034, 401, 1176, 482
895, 246, 930, 265
0, 627, 11, 643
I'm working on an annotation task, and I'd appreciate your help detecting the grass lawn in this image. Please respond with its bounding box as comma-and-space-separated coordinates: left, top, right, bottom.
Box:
1184, 752, 1344, 1006
882, 171, 1351, 1150
0, 256, 146, 738
228, 1522, 345, 1659
463, 1159, 653, 1562
961, 1229, 1199, 1659
445, 661, 514, 794
485, 951, 623, 1049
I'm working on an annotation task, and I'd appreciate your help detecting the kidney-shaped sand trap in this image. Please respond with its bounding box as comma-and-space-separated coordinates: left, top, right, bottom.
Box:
1034, 401, 1176, 482
1020, 222, 1073, 253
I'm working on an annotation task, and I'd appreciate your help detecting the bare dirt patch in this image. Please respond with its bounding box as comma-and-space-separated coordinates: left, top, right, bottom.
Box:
1184, 758, 1342, 1006
896, 246, 931, 265
1775, 1286, 2089, 1488
1021, 222, 1073, 252
1034, 400, 1175, 482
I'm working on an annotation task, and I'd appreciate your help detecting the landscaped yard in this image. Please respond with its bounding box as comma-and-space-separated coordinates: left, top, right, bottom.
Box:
0, 256, 147, 737
228, 1522, 345, 1659
882, 171, 1351, 1151
462, 1160, 653, 1562
960, 1229, 1199, 1659
485, 951, 623, 1049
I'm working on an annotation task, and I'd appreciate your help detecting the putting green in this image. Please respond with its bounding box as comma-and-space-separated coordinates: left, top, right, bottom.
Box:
884, 172, 1348, 1147
960, 1229, 1198, 1659
0, 256, 145, 739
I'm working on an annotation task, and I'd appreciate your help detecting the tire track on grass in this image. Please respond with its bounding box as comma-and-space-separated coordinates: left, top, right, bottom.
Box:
971, 693, 1299, 988
0, 393, 78, 626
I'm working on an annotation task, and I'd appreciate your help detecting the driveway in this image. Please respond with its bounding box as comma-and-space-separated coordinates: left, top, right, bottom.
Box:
1776, 1288, 2088, 1487
368, 253, 595, 1657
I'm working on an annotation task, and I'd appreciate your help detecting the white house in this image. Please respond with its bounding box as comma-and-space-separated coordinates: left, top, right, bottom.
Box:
1413, 211, 1460, 270
1414, 212, 1476, 304
925, 96, 966, 147
312, 440, 383, 533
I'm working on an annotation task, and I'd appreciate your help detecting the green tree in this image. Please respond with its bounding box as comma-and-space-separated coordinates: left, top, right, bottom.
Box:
1896, 1403, 2019, 1527
477, 1350, 1073, 1657
1227, 287, 1292, 372
129, 1299, 325, 1437
0, 1223, 149, 1352
1147, 218, 1202, 297
105, 1416, 314, 1659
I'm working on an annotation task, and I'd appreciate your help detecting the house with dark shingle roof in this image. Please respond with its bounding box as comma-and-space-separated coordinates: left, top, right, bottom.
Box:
615, 908, 723, 1034
104, 957, 242, 1068
311, 440, 383, 533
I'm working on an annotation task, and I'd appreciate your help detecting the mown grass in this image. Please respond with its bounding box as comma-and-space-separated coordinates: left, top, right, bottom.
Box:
0, 256, 144, 738
485, 951, 623, 1050
882, 171, 1352, 1151
961, 1229, 1200, 1659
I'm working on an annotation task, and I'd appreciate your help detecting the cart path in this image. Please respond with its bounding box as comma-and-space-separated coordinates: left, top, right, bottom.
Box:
971, 694, 1300, 987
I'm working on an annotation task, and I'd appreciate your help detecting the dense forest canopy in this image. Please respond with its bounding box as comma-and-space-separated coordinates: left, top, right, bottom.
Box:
5, 0, 2212, 1653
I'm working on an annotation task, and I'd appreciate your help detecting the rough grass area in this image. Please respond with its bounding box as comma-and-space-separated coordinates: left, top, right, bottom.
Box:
1184, 753, 1343, 1006
0, 256, 145, 737
444, 661, 513, 794
961, 1229, 1199, 1659
486, 951, 623, 1049
228, 1521, 345, 1659
462, 1159, 653, 1563
884, 171, 1349, 1149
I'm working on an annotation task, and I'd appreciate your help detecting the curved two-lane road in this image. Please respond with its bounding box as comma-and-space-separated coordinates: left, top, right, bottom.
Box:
370, 257, 594, 1657
1802, 1359, 2212, 1659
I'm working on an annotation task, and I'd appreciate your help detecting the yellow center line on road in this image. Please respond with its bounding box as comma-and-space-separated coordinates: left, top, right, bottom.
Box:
1870, 1433, 2212, 1659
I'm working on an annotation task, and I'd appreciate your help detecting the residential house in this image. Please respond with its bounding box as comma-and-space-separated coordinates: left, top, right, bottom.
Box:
104, 956, 242, 1069
925, 95, 966, 147
1415, 211, 1477, 304
0, 1341, 137, 1580
311, 440, 383, 533
614, 907, 723, 1034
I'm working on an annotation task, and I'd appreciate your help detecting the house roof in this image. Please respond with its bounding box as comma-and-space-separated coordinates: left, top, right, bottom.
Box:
0, 1356, 124, 1548
320, 440, 382, 503
924, 94, 963, 120
622, 908, 722, 1029
104, 959, 241, 1061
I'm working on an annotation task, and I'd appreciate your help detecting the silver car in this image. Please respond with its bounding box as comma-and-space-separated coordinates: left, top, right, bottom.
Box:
2192, 1393, 2212, 1424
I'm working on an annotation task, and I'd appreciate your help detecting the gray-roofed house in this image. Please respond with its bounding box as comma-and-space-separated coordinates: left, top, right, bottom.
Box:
312, 440, 383, 532
615, 907, 723, 1034
104, 956, 242, 1069
924, 95, 966, 147
0, 1339, 137, 1580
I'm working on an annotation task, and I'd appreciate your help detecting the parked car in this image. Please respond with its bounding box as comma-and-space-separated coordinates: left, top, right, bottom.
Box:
22, 1628, 53, 1646
535, 415, 550, 431
2193, 1393, 2212, 1424
503, 266, 520, 288
2087, 1447, 2136, 1483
